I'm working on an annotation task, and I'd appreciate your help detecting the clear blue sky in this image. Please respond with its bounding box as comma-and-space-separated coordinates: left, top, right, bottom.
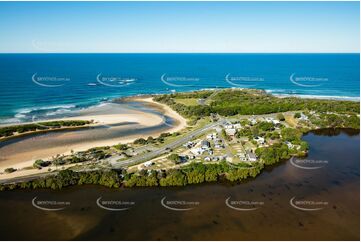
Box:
0, 1, 359, 53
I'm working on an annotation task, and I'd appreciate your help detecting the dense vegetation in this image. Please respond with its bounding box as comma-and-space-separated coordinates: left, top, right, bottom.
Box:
0, 170, 121, 191
255, 127, 308, 165
0, 162, 265, 191
133, 132, 179, 145
123, 162, 264, 187
154, 89, 359, 118
0, 120, 91, 138
307, 112, 360, 129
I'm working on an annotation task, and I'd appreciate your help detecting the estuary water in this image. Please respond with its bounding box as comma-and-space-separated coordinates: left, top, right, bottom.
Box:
0, 129, 358, 240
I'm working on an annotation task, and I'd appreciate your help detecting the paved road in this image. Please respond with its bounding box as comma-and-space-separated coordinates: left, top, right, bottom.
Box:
110, 120, 225, 168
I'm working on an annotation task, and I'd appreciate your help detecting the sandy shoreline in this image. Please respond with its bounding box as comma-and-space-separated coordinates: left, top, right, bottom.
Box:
0, 97, 187, 176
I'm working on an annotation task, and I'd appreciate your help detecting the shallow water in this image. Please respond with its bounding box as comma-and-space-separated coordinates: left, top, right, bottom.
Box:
0, 129, 359, 240
0, 101, 174, 166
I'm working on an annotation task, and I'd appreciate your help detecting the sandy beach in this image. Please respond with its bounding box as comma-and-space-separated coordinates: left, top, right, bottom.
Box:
0, 97, 187, 175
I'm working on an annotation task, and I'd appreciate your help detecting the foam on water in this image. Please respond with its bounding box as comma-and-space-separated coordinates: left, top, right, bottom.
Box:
0, 54, 359, 124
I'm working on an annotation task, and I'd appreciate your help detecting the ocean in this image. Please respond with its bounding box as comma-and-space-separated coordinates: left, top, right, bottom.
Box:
0, 53, 359, 124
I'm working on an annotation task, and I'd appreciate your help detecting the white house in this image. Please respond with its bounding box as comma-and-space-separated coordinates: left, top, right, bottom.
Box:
183, 141, 195, 148
249, 118, 257, 125
234, 123, 242, 129
187, 155, 196, 160
299, 113, 309, 121
254, 136, 265, 145
246, 151, 258, 162
191, 147, 204, 155
225, 128, 237, 136
226, 156, 233, 162
265, 117, 280, 125
239, 152, 247, 161
285, 141, 294, 149
143, 161, 154, 167
272, 119, 281, 125
206, 133, 217, 140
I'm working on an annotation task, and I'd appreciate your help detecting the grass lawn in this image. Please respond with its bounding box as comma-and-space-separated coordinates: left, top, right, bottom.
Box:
284, 114, 298, 127
174, 98, 199, 106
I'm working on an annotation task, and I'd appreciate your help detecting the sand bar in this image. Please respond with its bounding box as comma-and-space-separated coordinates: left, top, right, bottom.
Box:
0, 97, 187, 175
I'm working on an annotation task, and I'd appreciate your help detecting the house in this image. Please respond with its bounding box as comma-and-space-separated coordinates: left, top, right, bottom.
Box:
254, 136, 265, 145
224, 122, 234, 129
143, 161, 154, 167
234, 123, 242, 129
249, 117, 257, 125
211, 156, 219, 162
217, 156, 226, 162
206, 133, 217, 140
183, 141, 195, 148
215, 127, 222, 133
239, 152, 247, 161
201, 140, 211, 149
246, 151, 257, 162
264, 117, 273, 123
272, 119, 281, 125
191, 147, 204, 155
187, 155, 196, 160
285, 141, 301, 150
225, 128, 237, 136
299, 113, 309, 121
285, 141, 294, 149
226, 157, 233, 162
265, 117, 280, 125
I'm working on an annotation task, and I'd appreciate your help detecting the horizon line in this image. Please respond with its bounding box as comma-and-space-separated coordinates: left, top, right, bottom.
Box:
0, 52, 359, 54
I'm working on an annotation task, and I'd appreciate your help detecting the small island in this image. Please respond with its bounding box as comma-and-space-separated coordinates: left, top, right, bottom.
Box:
0, 88, 359, 190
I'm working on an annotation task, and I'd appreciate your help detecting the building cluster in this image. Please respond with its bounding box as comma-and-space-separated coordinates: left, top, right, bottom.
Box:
223, 122, 242, 137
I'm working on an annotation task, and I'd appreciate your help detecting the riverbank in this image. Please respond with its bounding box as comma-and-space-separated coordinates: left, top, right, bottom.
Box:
0, 128, 359, 240
0, 97, 188, 177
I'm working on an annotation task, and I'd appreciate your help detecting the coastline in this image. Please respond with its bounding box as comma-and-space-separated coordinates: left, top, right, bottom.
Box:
272, 93, 360, 102
0, 97, 188, 175
0, 88, 358, 182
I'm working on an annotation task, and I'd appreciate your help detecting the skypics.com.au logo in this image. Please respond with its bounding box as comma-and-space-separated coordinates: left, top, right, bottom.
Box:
161, 74, 200, 87
96, 73, 136, 87
161, 196, 200, 211
225, 73, 264, 88
289, 73, 328, 88
225, 197, 264, 211
96, 197, 135, 211
32, 73, 70, 87
290, 157, 328, 170
290, 196, 328, 211
32, 196, 71, 211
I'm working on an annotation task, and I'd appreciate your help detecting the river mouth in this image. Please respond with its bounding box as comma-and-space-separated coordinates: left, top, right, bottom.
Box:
0, 128, 359, 240
0, 100, 176, 170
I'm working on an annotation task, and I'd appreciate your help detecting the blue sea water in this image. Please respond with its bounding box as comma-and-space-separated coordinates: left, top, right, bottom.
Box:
0, 53, 359, 124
